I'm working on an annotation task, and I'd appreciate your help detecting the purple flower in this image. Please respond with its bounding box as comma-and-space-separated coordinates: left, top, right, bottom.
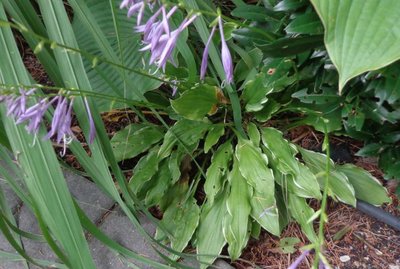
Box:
16, 98, 53, 135
288, 250, 311, 269
200, 25, 216, 80
45, 96, 75, 156
218, 16, 233, 84
5, 88, 36, 118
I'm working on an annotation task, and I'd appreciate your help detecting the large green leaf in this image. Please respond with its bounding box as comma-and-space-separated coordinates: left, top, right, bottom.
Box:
299, 148, 356, 206
171, 85, 219, 120
110, 124, 164, 162
261, 127, 299, 175
196, 193, 227, 269
223, 160, 251, 260
235, 139, 274, 188
71, 0, 161, 111
288, 194, 317, 242
310, 0, 400, 92
337, 164, 391, 205
204, 142, 233, 205
156, 197, 200, 258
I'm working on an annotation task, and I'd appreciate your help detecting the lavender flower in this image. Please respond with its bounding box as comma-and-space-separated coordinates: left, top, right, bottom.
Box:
44, 96, 75, 155
1, 88, 97, 153
288, 250, 311, 269
6, 88, 36, 119
200, 25, 216, 80
218, 16, 233, 84
16, 97, 53, 135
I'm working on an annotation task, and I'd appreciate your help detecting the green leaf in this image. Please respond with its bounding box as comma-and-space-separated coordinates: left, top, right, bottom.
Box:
196, 193, 228, 269
287, 164, 322, 199
279, 237, 301, 254
205, 142, 233, 204
298, 148, 356, 206
310, 0, 400, 92
242, 58, 294, 112
111, 124, 164, 162
235, 139, 274, 188
156, 197, 200, 259
171, 85, 219, 120
231, 5, 283, 21
336, 164, 391, 205
129, 148, 160, 193
223, 160, 251, 260
158, 119, 210, 159
261, 127, 299, 175
258, 35, 324, 57
204, 125, 225, 153
288, 194, 317, 242
247, 122, 260, 146
285, 12, 323, 35
144, 160, 172, 207
71, 0, 161, 110
249, 183, 280, 236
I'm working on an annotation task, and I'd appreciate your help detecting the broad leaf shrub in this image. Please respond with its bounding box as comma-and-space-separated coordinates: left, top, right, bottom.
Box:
0, 0, 397, 268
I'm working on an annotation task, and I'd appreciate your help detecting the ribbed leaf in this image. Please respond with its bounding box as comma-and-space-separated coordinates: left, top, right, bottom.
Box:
311, 0, 400, 92
70, 0, 161, 111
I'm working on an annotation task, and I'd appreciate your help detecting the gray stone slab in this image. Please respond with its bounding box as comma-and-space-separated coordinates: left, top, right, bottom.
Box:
89, 207, 163, 269
64, 170, 115, 222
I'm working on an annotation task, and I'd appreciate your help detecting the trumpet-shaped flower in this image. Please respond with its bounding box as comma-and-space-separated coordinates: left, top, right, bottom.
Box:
218, 16, 233, 84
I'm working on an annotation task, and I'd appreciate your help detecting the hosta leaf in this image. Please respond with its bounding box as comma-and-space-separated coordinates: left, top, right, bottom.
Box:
310, 0, 400, 92
129, 148, 160, 193
249, 181, 280, 236
111, 124, 164, 162
287, 164, 322, 199
235, 139, 274, 188
158, 119, 210, 159
171, 85, 219, 120
144, 160, 172, 206
157, 197, 200, 259
261, 127, 299, 175
247, 122, 260, 146
205, 142, 233, 204
298, 147, 334, 173
242, 58, 293, 112
204, 125, 225, 153
196, 193, 228, 269
223, 160, 251, 260
337, 164, 391, 205
299, 148, 356, 206
288, 194, 317, 242
324, 170, 356, 207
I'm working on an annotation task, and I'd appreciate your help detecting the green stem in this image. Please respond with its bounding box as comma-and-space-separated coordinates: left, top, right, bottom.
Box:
314, 130, 330, 268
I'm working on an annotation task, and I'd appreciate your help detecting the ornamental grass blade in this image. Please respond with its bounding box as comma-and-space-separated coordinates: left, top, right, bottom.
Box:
0, 3, 95, 268
310, 0, 400, 93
